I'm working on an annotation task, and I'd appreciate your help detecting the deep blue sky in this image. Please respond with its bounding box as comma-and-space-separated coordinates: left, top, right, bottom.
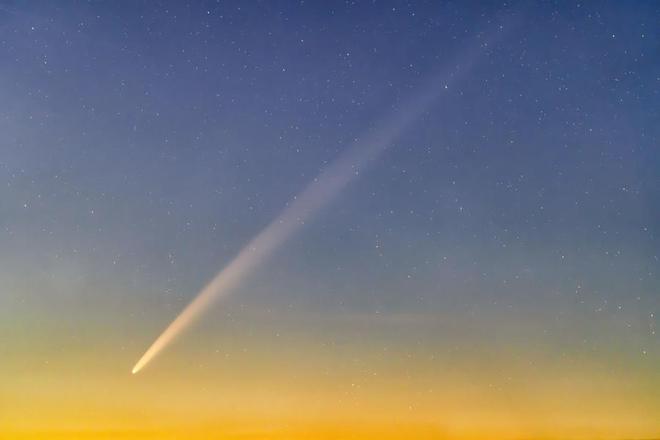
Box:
1, 0, 658, 356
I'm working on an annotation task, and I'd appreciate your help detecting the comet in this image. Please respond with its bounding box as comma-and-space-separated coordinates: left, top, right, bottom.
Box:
131, 23, 512, 374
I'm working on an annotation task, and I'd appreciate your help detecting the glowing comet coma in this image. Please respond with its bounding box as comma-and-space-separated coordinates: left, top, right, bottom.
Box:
131, 28, 507, 374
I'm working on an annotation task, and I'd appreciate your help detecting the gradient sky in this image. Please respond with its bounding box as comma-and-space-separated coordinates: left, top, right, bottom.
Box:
1, 1, 659, 439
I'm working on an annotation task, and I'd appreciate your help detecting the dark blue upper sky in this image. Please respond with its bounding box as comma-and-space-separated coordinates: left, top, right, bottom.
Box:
1, 1, 659, 336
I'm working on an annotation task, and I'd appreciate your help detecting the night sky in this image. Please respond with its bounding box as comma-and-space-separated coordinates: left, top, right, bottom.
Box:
1, 1, 659, 439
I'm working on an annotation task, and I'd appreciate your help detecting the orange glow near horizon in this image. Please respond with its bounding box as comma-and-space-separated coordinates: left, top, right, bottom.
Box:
3, 306, 659, 440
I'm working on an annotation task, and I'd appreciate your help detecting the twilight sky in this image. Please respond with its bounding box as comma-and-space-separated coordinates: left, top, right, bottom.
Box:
1, 1, 659, 439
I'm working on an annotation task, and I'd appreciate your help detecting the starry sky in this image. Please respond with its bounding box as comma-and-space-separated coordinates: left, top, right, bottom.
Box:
1, 1, 659, 439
